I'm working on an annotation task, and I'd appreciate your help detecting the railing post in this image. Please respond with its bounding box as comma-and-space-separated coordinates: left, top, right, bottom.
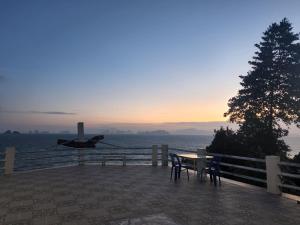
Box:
102, 156, 106, 166
196, 149, 206, 180
123, 154, 126, 166
152, 145, 158, 166
161, 144, 168, 167
79, 149, 85, 166
4, 147, 15, 175
266, 156, 281, 195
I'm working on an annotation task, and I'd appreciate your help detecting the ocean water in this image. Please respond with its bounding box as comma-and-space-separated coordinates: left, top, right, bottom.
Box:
0, 134, 299, 172
0, 134, 299, 155
0, 134, 213, 152
0, 134, 213, 171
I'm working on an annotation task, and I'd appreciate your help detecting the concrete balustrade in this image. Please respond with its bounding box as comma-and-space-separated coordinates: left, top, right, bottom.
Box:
266, 156, 281, 194
79, 149, 85, 166
123, 154, 126, 166
4, 147, 15, 175
2, 141, 299, 198
161, 144, 168, 167
152, 145, 158, 166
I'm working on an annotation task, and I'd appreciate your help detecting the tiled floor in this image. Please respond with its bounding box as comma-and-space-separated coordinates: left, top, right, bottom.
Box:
0, 165, 299, 225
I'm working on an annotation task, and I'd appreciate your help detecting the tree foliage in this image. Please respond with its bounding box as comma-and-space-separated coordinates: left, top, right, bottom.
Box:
225, 18, 300, 129
206, 127, 244, 155
221, 18, 300, 157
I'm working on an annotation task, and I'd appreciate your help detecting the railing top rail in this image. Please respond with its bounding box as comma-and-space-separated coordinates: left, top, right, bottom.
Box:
220, 170, 267, 184
86, 147, 153, 150
169, 148, 196, 153
16, 149, 78, 154
210, 153, 266, 163
14, 164, 78, 174
220, 162, 266, 173
85, 152, 158, 156
14, 160, 77, 168
84, 158, 151, 161
17, 154, 78, 161
279, 172, 300, 179
279, 183, 300, 191
16, 146, 154, 155
278, 161, 300, 168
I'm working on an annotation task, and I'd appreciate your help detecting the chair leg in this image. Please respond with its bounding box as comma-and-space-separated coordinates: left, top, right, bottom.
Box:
200, 169, 202, 181
213, 172, 217, 186
174, 167, 178, 181
187, 169, 189, 181
200, 168, 205, 181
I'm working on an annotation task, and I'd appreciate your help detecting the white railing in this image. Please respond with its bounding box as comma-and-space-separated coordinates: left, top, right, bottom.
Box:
278, 161, 300, 193
170, 148, 300, 196
1, 145, 300, 197
0, 145, 169, 173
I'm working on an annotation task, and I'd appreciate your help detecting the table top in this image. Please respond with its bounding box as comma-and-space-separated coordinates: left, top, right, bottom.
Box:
177, 153, 213, 159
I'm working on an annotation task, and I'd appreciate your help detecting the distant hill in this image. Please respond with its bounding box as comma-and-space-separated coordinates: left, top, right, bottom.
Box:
91, 121, 238, 135
137, 130, 170, 135
3, 130, 21, 135
172, 128, 213, 135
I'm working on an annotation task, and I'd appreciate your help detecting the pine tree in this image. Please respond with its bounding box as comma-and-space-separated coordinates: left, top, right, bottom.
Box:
224, 18, 300, 156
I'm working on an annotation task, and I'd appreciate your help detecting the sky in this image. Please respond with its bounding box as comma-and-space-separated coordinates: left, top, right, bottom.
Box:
0, 0, 300, 132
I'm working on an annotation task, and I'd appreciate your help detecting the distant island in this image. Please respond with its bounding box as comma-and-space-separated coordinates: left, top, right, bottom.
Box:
3, 130, 21, 135
137, 130, 170, 135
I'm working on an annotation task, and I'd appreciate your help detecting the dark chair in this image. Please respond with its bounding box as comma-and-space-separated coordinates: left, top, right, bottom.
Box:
208, 156, 221, 186
169, 153, 190, 181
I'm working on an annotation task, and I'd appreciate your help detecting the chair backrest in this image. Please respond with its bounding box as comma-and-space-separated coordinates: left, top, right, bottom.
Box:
209, 156, 221, 172
169, 153, 181, 167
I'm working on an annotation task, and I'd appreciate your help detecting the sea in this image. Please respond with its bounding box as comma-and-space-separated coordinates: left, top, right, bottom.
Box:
0, 134, 299, 172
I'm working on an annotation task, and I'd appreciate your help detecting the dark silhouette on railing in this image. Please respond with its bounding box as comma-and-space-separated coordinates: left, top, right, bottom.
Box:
57, 135, 104, 148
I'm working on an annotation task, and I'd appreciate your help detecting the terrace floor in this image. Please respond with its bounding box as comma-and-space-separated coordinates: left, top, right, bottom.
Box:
0, 166, 299, 225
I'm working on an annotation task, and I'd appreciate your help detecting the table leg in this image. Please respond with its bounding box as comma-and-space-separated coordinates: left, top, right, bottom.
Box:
194, 160, 196, 176
197, 158, 205, 181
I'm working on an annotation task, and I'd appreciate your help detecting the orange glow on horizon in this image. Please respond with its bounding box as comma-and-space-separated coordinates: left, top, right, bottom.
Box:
1, 101, 229, 129
88, 102, 228, 124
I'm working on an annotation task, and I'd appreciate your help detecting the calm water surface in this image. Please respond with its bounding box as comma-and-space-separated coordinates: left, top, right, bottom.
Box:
0, 134, 299, 172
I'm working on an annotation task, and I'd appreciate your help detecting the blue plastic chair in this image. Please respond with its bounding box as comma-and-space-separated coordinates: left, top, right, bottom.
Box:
169, 153, 190, 181
208, 156, 221, 186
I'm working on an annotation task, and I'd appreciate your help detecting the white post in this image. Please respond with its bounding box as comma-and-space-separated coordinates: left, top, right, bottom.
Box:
79, 149, 85, 166
102, 156, 106, 166
4, 147, 15, 175
152, 145, 158, 166
266, 156, 281, 195
77, 122, 84, 140
123, 154, 126, 166
196, 149, 206, 180
161, 144, 168, 167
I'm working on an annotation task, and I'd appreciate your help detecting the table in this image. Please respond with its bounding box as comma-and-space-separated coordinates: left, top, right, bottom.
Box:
177, 154, 213, 179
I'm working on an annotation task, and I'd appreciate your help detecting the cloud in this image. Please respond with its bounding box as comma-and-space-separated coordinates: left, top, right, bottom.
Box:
0, 110, 76, 115
30, 111, 76, 115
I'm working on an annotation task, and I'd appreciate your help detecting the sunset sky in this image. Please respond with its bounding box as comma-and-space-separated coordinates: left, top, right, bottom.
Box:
1, 0, 300, 131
